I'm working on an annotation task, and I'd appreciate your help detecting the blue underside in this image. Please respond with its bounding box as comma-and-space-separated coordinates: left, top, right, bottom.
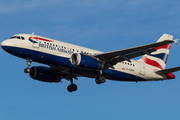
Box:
2, 46, 146, 81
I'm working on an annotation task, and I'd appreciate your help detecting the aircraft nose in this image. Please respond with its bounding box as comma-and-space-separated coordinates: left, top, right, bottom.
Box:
1, 40, 10, 51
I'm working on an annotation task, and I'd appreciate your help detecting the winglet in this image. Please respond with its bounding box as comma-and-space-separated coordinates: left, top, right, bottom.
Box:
173, 39, 179, 45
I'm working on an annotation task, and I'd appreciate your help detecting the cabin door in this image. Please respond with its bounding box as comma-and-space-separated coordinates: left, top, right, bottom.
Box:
32, 37, 39, 48
139, 62, 145, 76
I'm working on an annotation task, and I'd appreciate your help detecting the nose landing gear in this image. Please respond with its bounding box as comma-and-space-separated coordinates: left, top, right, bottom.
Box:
24, 59, 32, 73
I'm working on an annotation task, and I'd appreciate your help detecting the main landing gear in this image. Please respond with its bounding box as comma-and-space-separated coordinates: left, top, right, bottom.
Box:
95, 70, 106, 84
24, 59, 32, 73
95, 76, 106, 84
67, 78, 78, 92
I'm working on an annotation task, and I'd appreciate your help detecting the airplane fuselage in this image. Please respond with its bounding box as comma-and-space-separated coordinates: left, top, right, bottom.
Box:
1, 33, 173, 83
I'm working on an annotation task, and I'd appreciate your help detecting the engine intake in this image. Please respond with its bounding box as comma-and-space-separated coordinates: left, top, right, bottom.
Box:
70, 53, 104, 70
29, 66, 61, 83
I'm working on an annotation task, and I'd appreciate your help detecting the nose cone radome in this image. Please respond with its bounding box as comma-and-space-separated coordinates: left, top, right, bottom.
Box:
1, 40, 10, 51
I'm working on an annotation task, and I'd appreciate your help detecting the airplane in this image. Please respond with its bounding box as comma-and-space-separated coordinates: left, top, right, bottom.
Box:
1, 33, 180, 92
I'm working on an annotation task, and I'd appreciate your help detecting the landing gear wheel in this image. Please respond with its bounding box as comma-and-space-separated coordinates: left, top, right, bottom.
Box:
24, 68, 30, 73
67, 85, 73, 92
95, 78, 101, 84
67, 84, 78, 92
95, 77, 106, 84
99, 77, 106, 83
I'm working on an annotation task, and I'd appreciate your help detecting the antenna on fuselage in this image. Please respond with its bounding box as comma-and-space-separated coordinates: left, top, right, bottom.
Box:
31, 32, 34, 39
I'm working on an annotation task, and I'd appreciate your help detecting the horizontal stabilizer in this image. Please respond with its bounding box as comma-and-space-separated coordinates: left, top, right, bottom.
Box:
156, 66, 180, 74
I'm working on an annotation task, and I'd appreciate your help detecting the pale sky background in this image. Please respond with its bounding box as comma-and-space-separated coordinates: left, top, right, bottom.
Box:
1, 0, 180, 120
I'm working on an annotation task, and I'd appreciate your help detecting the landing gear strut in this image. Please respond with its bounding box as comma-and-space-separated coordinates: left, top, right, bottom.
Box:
67, 78, 78, 92
24, 59, 32, 73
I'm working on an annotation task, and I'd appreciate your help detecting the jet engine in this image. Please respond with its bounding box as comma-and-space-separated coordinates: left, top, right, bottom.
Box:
29, 66, 61, 83
70, 53, 104, 70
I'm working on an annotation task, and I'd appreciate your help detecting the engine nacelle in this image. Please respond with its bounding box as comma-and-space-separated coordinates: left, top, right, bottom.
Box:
70, 53, 104, 70
29, 66, 61, 83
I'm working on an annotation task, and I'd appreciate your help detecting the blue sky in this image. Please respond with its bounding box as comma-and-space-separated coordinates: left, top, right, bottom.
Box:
1, 0, 180, 120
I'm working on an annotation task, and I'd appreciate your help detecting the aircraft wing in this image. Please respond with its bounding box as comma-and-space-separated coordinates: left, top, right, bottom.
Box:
95, 40, 177, 65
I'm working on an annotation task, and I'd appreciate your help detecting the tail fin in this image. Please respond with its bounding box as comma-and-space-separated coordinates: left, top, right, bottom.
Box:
140, 34, 173, 70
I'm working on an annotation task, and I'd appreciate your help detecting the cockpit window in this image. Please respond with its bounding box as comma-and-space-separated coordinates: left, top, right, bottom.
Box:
10, 36, 16, 39
17, 36, 21, 39
10, 36, 25, 40
21, 37, 25, 40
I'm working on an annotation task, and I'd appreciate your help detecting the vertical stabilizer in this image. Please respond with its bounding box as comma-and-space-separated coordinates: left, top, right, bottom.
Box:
140, 34, 173, 70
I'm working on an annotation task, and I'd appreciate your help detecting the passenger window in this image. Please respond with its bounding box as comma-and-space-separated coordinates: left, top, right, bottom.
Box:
17, 36, 21, 39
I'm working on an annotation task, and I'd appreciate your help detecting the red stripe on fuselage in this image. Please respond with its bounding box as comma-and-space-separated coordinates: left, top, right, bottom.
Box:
155, 44, 171, 50
29, 37, 54, 42
142, 56, 164, 70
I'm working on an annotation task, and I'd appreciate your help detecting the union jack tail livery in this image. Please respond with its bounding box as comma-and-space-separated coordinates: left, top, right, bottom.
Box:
141, 34, 173, 70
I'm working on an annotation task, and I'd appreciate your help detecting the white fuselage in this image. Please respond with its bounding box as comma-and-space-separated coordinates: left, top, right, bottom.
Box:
1, 34, 169, 82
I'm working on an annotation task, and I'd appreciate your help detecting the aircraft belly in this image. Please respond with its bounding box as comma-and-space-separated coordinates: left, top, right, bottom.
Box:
107, 70, 146, 81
